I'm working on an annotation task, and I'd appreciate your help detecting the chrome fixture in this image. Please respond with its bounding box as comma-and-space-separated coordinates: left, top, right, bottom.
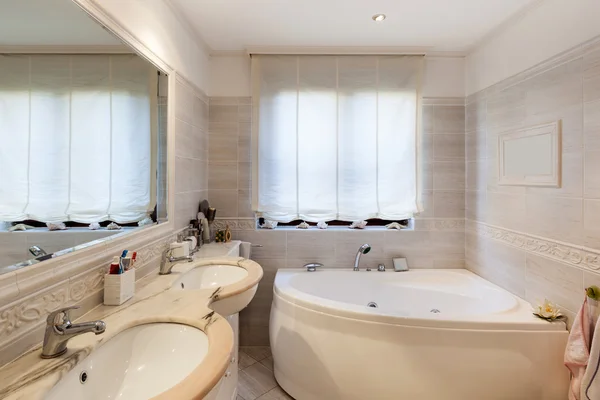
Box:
377, 264, 386, 272
367, 302, 378, 308
41, 306, 105, 359
29, 245, 47, 257
304, 263, 323, 272
353, 244, 371, 271
159, 249, 193, 275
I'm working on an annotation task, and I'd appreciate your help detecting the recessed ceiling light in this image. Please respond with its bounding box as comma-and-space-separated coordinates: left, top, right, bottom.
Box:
372, 14, 386, 22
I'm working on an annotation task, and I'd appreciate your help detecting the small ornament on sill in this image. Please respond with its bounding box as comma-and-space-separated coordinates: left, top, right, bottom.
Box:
317, 221, 328, 230
107, 222, 122, 230
47, 222, 67, 231
586, 286, 600, 301
533, 299, 564, 322
8, 223, 34, 232
297, 221, 310, 229
349, 220, 368, 229
89, 222, 101, 230
215, 229, 226, 242
138, 217, 154, 227
260, 220, 278, 229
386, 222, 406, 230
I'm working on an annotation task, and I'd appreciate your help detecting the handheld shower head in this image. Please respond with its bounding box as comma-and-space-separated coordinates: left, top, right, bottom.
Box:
354, 244, 371, 271
359, 244, 371, 254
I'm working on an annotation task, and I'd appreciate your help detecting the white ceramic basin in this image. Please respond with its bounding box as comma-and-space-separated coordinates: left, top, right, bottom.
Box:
173, 265, 257, 316
44, 323, 208, 400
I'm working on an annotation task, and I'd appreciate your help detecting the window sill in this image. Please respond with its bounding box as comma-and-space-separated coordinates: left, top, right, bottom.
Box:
256, 219, 415, 232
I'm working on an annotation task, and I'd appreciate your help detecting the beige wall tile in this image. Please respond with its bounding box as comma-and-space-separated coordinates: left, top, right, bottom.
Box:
238, 105, 252, 122
466, 98, 486, 133
286, 231, 336, 261
585, 151, 600, 199
486, 84, 526, 132
334, 231, 385, 268
422, 105, 434, 134
238, 162, 252, 190
434, 191, 465, 218
584, 47, 600, 103
466, 161, 486, 192
208, 189, 238, 217
525, 253, 583, 313
419, 190, 434, 218
433, 161, 465, 190
466, 129, 486, 162
175, 81, 193, 123
209, 105, 238, 123
584, 199, 600, 249
239, 122, 252, 137
585, 100, 600, 150
234, 232, 287, 259
422, 133, 433, 163
208, 161, 238, 189
239, 135, 252, 162
209, 97, 238, 106
209, 122, 238, 137
525, 59, 583, 116
527, 150, 583, 198
208, 135, 238, 162
238, 190, 254, 218
433, 105, 465, 133
466, 190, 486, 222
484, 239, 527, 298
175, 119, 193, 158
422, 162, 433, 191
486, 192, 526, 232
433, 134, 465, 161
174, 157, 191, 194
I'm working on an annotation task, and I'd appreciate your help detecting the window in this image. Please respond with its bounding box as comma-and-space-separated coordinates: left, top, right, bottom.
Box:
251, 55, 424, 223
0, 54, 155, 224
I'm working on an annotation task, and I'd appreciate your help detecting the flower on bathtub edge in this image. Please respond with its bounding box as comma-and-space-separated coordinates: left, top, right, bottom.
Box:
533, 299, 563, 322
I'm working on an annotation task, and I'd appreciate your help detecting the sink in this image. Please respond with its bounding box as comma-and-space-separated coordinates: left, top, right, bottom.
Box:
44, 323, 208, 400
173, 264, 258, 316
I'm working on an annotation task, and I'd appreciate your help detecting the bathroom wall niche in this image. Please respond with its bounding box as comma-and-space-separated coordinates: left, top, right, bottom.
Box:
497, 121, 562, 188
0, 0, 169, 273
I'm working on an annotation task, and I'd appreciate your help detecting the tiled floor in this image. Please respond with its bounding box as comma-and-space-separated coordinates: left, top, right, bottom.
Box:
237, 346, 294, 400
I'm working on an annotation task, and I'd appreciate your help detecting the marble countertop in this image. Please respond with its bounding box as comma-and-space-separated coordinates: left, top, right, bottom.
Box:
0, 241, 263, 400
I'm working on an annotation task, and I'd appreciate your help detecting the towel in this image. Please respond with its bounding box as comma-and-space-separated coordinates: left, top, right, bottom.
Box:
581, 301, 600, 400
565, 297, 594, 400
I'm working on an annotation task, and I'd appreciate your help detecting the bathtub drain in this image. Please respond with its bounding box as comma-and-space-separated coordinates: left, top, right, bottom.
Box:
430, 309, 441, 313
367, 302, 378, 308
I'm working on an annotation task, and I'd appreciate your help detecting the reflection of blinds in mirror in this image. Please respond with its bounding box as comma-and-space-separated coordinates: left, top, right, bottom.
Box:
0, 54, 154, 224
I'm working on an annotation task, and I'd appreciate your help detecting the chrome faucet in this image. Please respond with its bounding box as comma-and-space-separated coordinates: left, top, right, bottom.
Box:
353, 244, 371, 271
159, 249, 193, 275
41, 306, 106, 359
29, 245, 47, 257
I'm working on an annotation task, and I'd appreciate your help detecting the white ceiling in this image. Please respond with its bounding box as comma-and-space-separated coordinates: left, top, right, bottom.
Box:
0, 0, 121, 46
171, 0, 540, 53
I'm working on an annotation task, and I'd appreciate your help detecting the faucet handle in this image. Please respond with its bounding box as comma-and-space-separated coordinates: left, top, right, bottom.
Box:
47, 306, 80, 325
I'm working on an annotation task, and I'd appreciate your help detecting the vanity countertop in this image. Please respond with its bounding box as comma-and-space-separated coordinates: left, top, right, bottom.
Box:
0, 241, 263, 400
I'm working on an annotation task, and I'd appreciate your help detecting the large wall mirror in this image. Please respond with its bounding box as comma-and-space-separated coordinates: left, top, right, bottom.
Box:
0, 0, 169, 273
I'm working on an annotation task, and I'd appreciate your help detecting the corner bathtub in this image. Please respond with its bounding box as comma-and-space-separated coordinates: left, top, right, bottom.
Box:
270, 269, 569, 400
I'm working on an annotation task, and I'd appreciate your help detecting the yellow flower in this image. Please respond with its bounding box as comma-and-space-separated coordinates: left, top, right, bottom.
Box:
533, 299, 562, 321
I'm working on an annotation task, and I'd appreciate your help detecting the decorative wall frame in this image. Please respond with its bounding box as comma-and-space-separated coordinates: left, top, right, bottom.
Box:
498, 121, 562, 187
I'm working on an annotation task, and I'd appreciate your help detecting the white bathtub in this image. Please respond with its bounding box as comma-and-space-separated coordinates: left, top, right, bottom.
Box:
270, 269, 569, 400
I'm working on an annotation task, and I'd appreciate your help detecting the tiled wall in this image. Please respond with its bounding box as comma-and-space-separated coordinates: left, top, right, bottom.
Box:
465, 39, 600, 323
174, 78, 210, 229
208, 96, 466, 345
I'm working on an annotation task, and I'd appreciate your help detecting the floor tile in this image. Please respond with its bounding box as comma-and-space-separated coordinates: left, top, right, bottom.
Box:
239, 351, 258, 369
257, 387, 294, 400
240, 346, 271, 361
259, 356, 274, 371
238, 363, 278, 400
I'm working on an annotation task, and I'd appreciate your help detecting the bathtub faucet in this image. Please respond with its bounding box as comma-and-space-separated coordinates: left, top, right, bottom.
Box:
353, 244, 371, 271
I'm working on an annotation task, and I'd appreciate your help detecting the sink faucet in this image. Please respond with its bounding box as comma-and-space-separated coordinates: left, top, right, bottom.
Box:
159, 249, 193, 275
353, 244, 371, 271
41, 306, 106, 359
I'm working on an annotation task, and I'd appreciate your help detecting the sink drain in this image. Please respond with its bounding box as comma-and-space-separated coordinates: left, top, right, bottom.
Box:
367, 302, 378, 308
181, 282, 185, 289
430, 309, 441, 313
79, 371, 88, 384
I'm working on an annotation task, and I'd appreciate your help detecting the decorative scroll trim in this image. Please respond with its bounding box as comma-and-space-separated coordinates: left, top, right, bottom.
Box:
468, 220, 600, 272
212, 219, 256, 231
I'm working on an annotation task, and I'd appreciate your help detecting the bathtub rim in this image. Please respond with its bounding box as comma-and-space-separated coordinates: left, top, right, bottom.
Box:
273, 268, 567, 332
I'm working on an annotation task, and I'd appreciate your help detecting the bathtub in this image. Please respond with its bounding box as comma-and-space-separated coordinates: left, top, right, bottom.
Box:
270, 269, 569, 400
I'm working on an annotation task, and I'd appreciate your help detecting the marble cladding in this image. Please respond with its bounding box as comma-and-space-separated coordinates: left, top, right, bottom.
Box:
465, 39, 600, 324
0, 77, 207, 366
208, 97, 466, 345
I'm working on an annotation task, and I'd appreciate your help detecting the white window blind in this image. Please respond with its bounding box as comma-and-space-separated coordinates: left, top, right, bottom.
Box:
251, 55, 424, 223
0, 54, 155, 224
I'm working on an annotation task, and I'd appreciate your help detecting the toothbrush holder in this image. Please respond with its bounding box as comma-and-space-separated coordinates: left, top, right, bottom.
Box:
104, 268, 135, 306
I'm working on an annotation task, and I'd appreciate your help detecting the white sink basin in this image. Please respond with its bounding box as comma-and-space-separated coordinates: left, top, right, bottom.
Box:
44, 323, 208, 400
173, 264, 257, 316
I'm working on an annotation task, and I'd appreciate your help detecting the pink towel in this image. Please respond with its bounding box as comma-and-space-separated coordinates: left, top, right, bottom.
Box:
565, 297, 594, 400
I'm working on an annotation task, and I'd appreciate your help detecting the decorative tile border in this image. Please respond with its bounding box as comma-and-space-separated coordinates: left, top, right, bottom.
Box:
467, 220, 600, 272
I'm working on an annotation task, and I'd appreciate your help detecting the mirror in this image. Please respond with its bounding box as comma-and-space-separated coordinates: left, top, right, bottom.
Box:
0, 0, 169, 273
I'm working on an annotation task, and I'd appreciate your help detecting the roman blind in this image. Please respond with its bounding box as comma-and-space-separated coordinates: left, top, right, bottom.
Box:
251, 55, 424, 222
0, 54, 155, 224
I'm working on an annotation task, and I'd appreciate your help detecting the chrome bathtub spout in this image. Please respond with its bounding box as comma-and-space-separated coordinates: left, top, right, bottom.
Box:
29, 245, 47, 257
159, 249, 193, 275
41, 306, 105, 359
353, 244, 371, 271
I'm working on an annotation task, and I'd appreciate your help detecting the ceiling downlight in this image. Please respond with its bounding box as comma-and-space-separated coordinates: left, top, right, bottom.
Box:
372, 14, 386, 22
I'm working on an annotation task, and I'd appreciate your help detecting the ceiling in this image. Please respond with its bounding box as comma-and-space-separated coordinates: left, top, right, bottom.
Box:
0, 0, 121, 46
171, 0, 540, 53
